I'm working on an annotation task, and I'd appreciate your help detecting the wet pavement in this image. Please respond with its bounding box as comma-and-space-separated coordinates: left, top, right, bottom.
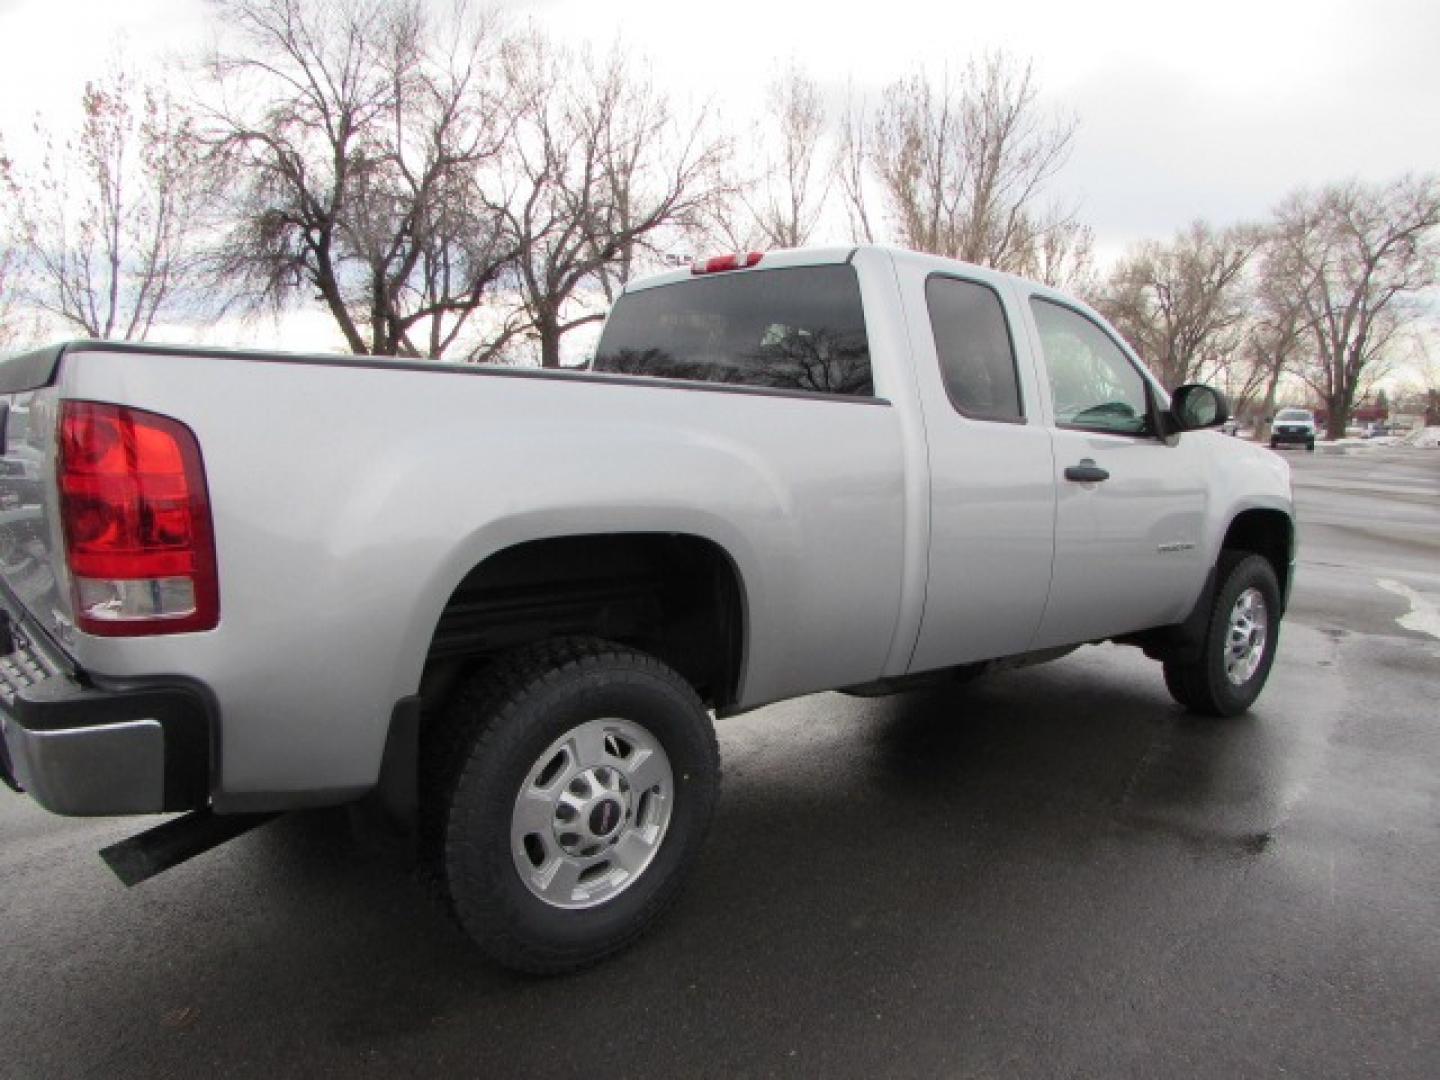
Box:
3, 446, 1438, 1078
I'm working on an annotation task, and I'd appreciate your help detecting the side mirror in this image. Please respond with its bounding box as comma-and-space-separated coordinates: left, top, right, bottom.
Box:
1170, 384, 1230, 431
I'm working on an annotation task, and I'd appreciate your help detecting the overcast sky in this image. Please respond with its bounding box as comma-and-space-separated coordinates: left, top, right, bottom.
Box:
1, 0, 1437, 353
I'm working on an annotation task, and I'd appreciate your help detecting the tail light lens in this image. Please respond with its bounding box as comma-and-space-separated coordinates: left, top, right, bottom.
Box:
58, 401, 219, 636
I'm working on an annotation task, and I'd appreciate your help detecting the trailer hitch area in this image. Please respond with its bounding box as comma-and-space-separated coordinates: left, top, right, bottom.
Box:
100, 809, 280, 887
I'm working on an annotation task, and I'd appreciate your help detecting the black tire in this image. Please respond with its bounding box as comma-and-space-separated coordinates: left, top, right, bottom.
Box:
1162, 552, 1282, 717
1306, 439, 1315, 453
950, 662, 989, 686
1269, 439, 1278, 449
422, 637, 720, 974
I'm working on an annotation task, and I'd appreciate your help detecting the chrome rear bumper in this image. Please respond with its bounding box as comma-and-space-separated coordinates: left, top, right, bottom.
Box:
1, 713, 167, 815
0, 633, 212, 817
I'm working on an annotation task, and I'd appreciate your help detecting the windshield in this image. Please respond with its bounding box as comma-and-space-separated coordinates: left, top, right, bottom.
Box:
1276, 409, 1312, 421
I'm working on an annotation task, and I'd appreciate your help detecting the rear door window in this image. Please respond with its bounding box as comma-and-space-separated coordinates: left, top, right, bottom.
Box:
925, 276, 1023, 421
594, 265, 873, 397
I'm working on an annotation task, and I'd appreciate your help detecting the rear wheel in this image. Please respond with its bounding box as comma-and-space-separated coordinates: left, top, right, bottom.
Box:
423, 638, 720, 974
1163, 552, 1281, 717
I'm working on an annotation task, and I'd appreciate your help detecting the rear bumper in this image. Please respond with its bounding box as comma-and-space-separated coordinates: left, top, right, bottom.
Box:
1, 676, 212, 817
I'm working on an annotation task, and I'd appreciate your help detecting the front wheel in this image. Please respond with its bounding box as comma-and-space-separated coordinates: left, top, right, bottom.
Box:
1163, 553, 1282, 717
423, 638, 720, 974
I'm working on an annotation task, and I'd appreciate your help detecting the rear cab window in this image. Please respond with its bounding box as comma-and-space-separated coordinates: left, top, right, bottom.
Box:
594, 265, 874, 397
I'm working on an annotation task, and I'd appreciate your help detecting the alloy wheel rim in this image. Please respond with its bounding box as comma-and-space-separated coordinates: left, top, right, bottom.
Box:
1224, 587, 1269, 686
510, 717, 674, 910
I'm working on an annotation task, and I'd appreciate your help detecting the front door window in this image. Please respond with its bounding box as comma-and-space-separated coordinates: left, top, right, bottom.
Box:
1030, 298, 1151, 436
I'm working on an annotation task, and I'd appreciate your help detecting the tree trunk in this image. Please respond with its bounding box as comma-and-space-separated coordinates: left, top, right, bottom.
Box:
313, 253, 368, 355
1257, 369, 1283, 443
538, 315, 562, 369
1325, 395, 1349, 440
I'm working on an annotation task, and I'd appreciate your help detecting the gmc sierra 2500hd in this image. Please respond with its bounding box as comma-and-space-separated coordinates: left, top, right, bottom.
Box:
0, 245, 1295, 972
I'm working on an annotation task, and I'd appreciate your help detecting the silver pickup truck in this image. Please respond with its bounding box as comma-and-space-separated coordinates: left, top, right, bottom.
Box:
0, 245, 1295, 972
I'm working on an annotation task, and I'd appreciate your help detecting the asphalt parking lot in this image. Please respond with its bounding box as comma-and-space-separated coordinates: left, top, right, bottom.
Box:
3, 444, 1438, 1079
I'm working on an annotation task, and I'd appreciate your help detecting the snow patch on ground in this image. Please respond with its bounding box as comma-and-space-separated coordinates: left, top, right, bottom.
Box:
1400, 426, 1440, 449
1377, 579, 1440, 641
1308, 428, 1440, 451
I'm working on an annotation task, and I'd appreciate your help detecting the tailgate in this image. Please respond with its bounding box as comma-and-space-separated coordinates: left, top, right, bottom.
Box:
0, 346, 75, 655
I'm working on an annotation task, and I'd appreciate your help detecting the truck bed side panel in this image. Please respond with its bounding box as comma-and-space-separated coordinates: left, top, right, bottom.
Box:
54, 350, 908, 808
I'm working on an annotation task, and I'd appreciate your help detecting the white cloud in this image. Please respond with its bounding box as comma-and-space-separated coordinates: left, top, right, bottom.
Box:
6, 0, 1437, 240
3, 0, 1436, 376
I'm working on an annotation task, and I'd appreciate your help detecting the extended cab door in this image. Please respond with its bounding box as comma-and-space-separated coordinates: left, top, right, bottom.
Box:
1019, 292, 1209, 648
897, 260, 1057, 672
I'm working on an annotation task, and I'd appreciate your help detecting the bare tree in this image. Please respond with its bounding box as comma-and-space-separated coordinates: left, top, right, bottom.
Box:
747, 63, 830, 248
1026, 219, 1095, 292
0, 148, 21, 352
0, 242, 22, 353
1389, 345, 1439, 426
847, 53, 1078, 273
836, 84, 878, 246
202, 0, 516, 358
1096, 220, 1261, 389
1392, 341, 1440, 425
504, 35, 729, 367
1233, 237, 1316, 430
0, 66, 205, 341
1270, 175, 1440, 439
700, 63, 828, 253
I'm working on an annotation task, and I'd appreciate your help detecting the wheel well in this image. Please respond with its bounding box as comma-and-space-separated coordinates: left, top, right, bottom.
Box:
420, 534, 745, 711
1119, 507, 1294, 664
1221, 509, 1293, 605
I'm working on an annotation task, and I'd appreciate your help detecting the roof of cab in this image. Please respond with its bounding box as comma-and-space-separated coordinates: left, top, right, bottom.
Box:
622, 245, 861, 294
622, 243, 1063, 303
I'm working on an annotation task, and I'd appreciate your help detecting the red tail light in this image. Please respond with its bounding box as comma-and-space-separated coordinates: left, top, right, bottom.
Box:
58, 401, 219, 636
691, 251, 764, 275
